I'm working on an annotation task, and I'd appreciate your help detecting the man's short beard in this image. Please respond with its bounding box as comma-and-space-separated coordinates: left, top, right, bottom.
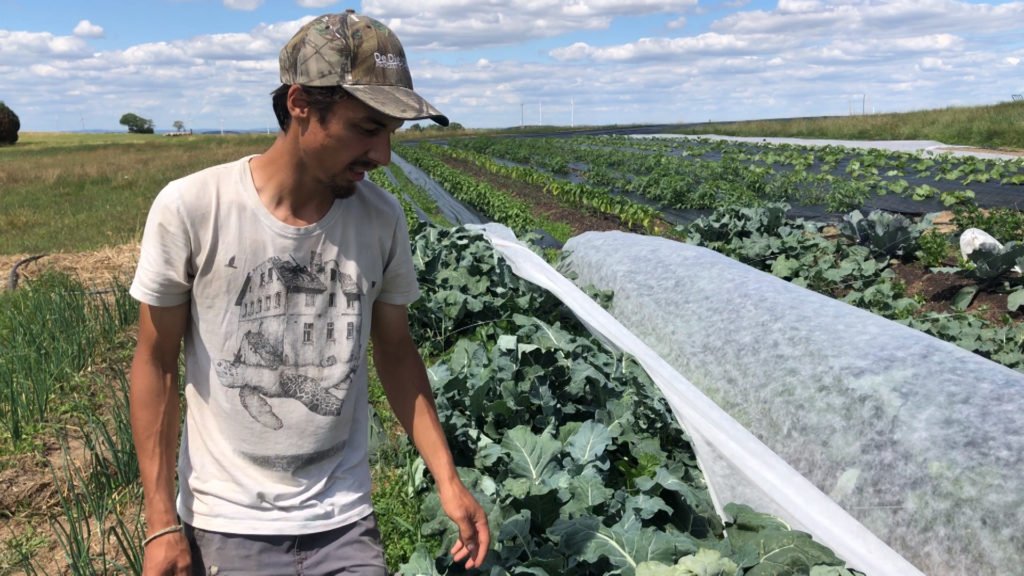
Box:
331, 182, 357, 199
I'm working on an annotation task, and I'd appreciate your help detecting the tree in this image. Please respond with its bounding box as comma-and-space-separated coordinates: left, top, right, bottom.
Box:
173, 120, 185, 132
119, 112, 154, 134
0, 101, 20, 146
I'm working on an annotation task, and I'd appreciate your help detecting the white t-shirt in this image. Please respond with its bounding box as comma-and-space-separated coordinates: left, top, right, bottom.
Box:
130, 155, 419, 535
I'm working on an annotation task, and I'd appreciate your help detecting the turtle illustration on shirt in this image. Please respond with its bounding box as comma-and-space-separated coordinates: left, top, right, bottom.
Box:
214, 358, 356, 430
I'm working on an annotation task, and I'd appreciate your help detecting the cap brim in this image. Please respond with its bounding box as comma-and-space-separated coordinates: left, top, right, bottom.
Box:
343, 85, 449, 127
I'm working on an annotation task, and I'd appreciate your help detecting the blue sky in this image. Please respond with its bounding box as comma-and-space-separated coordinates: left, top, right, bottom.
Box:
2, 0, 1023, 131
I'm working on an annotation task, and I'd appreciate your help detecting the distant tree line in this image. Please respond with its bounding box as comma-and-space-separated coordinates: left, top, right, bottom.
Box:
406, 121, 465, 133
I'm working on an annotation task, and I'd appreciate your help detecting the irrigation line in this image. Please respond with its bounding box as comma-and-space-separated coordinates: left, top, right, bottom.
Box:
7, 254, 46, 291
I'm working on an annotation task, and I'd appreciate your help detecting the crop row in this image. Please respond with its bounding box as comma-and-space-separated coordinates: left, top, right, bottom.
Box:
418, 142, 662, 233
450, 135, 1024, 214
394, 224, 862, 575
393, 141, 1024, 376
582, 135, 1024, 187
395, 143, 571, 242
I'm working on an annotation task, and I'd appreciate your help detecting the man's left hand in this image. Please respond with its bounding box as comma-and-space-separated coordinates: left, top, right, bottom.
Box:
439, 482, 490, 570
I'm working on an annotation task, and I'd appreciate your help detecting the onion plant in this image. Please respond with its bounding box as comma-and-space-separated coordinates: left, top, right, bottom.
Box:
0, 273, 136, 445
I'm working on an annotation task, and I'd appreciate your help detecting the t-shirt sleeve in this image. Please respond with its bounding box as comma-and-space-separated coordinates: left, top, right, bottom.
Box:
129, 183, 194, 307
376, 213, 420, 306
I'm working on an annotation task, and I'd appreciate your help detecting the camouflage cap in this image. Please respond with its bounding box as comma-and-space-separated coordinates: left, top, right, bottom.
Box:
280, 10, 448, 126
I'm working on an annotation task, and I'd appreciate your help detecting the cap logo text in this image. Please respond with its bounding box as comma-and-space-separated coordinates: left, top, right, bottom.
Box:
373, 52, 407, 70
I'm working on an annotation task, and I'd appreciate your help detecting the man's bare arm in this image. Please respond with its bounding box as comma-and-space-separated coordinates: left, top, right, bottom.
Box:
371, 300, 490, 569
130, 302, 191, 574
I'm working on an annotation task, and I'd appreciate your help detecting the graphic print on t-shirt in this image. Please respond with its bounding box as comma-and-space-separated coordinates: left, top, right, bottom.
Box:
213, 250, 364, 432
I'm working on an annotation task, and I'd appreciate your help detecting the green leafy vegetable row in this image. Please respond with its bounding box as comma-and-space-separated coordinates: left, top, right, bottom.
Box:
451, 135, 1019, 214
395, 225, 862, 576
424, 143, 661, 233
396, 144, 571, 242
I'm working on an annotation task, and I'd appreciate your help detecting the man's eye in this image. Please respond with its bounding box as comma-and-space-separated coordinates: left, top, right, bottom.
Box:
359, 126, 382, 135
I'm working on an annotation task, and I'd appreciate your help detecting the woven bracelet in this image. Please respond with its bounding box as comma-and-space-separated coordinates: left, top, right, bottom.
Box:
142, 524, 183, 547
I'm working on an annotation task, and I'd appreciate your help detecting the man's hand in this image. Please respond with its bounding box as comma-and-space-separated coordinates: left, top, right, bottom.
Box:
142, 532, 191, 575
439, 481, 490, 570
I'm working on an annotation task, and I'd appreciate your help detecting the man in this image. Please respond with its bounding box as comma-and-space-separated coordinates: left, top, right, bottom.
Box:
129, 10, 489, 575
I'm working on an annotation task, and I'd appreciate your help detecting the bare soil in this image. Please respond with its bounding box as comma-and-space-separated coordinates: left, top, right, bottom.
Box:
892, 260, 1023, 323
1, 431, 93, 575
1, 245, 140, 573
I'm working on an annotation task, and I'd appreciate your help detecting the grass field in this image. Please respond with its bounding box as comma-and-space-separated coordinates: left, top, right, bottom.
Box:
0, 133, 274, 255
670, 100, 1024, 150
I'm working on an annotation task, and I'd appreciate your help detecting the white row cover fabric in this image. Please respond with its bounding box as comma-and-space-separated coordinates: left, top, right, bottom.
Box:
471, 224, 924, 576
559, 230, 1024, 576
391, 154, 486, 226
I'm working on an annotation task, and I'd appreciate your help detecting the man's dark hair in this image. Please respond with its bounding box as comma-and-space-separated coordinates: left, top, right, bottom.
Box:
271, 84, 350, 132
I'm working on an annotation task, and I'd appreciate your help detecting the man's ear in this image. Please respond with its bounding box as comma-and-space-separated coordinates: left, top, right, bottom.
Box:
287, 85, 310, 121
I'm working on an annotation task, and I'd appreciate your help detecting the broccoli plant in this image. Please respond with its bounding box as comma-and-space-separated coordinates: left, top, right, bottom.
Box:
839, 210, 924, 260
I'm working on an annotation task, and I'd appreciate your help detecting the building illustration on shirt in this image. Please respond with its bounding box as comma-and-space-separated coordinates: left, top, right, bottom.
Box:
214, 250, 364, 431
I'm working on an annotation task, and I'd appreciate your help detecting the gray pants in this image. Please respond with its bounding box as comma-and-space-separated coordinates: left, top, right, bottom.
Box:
184, 513, 388, 576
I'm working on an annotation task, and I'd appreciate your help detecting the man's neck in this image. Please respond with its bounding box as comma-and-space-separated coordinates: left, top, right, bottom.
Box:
249, 135, 336, 227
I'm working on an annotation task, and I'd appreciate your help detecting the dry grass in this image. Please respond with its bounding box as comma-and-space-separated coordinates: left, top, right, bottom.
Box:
0, 243, 139, 293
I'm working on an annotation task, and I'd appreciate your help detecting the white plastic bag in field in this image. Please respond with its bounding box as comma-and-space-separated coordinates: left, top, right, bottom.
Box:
959, 227, 1022, 272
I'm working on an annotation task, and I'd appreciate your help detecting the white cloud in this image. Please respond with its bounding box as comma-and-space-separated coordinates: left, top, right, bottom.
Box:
0, 30, 91, 64
550, 32, 796, 62
112, 43, 196, 66
364, 0, 699, 49
715, 0, 1024, 37
814, 34, 964, 62
777, 0, 822, 13
87, 17, 310, 68
667, 16, 687, 29
73, 20, 105, 39
186, 33, 279, 60
29, 64, 67, 78
918, 57, 951, 71
224, 0, 264, 11
1006, 57, 1021, 66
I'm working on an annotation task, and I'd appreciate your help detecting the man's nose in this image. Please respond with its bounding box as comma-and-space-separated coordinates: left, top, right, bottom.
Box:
367, 133, 391, 167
